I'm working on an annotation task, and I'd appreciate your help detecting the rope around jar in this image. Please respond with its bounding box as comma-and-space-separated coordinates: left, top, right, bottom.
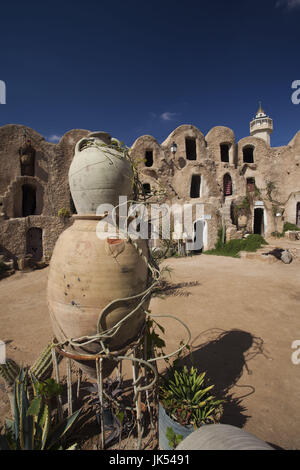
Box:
52, 232, 191, 370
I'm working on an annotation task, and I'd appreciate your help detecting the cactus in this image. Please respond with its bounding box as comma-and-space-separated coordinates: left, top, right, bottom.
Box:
30, 343, 60, 382
0, 359, 20, 387
0, 343, 62, 388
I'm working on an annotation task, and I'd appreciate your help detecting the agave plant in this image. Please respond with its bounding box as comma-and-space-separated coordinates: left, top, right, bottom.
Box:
159, 366, 223, 428
0, 368, 81, 450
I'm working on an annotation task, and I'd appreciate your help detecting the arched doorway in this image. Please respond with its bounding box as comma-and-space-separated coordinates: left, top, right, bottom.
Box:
191, 219, 205, 253
254, 208, 264, 235
297, 202, 300, 228
26, 228, 43, 261
223, 174, 232, 197
22, 185, 36, 217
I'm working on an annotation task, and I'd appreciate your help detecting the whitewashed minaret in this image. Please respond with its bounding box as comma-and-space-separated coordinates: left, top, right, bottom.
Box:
250, 102, 273, 146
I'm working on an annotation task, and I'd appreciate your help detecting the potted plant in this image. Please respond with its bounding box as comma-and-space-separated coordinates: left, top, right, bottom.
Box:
159, 365, 223, 450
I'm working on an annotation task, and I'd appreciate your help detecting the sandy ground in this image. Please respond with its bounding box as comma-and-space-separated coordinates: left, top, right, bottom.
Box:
0, 254, 300, 450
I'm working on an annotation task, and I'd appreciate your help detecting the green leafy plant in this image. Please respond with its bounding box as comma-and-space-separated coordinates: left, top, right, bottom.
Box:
166, 426, 183, 449
266, 180, 277, 201
159, 366, 223, 428
0, 368, 81, 450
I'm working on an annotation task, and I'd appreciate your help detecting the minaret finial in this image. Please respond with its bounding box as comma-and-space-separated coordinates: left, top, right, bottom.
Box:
257, 101, 264, 114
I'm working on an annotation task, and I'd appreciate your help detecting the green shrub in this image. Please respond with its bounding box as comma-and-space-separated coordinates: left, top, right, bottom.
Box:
271, 222, 300, 238
204, 234, 268, 258
271, 231, 284, 238
283, 222, 300, 232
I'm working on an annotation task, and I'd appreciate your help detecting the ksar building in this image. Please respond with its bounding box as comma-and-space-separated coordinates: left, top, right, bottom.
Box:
0, 104, 299, 266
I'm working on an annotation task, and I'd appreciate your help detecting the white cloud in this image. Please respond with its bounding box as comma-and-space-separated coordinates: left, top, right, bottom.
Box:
48, 134, 62, 143
160, 112, 180, 121
276, 0, 300, 9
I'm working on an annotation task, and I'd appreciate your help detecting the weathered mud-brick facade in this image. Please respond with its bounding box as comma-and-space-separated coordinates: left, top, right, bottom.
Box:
130, 104, 300, 249
0, 104, 299, 265
0, 125, 90, 265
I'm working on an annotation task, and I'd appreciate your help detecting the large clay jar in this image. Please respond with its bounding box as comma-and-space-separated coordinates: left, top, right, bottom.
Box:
48, 215, 150, 379
69, 132, 133, 214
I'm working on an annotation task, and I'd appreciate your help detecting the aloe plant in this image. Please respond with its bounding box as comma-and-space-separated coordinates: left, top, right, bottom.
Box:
159, 366, 223, 428
0, 368, 81, 450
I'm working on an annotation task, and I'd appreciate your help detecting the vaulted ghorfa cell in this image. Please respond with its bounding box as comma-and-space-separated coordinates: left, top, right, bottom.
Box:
19, 139, 35, 176
223, 174, 232, 197
243, 146, 254, 164
26, 227, 43, 261
145, 150, 153, 167
220, 144, 230, 162
22, 184, 37, 216
190, 174, 201, 198
185, 137, 197, 160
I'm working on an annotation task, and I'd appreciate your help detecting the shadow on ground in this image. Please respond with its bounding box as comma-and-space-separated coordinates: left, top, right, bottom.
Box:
177, 328, 269, 428
152, 280, 201, 298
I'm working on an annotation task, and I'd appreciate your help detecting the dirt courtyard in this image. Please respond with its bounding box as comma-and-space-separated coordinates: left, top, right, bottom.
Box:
0, 254, 300, 450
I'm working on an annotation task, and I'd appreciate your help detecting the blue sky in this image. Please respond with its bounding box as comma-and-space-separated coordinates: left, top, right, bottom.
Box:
0, 0, 299, 147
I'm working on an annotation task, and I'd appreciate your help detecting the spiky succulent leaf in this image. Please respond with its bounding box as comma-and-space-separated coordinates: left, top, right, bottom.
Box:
160, 366, 224, 427
46, 408, 81, 450
26, 396, 42, 417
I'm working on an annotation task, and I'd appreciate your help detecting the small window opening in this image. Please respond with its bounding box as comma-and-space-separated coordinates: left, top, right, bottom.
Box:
246, 178, 255, 192
220, 144, 230, 162
145, 150, 153, 167
185, 138, 197, 160
243, 146, 254, 163
143, 183, 151, 195
190, 175, 201, 198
